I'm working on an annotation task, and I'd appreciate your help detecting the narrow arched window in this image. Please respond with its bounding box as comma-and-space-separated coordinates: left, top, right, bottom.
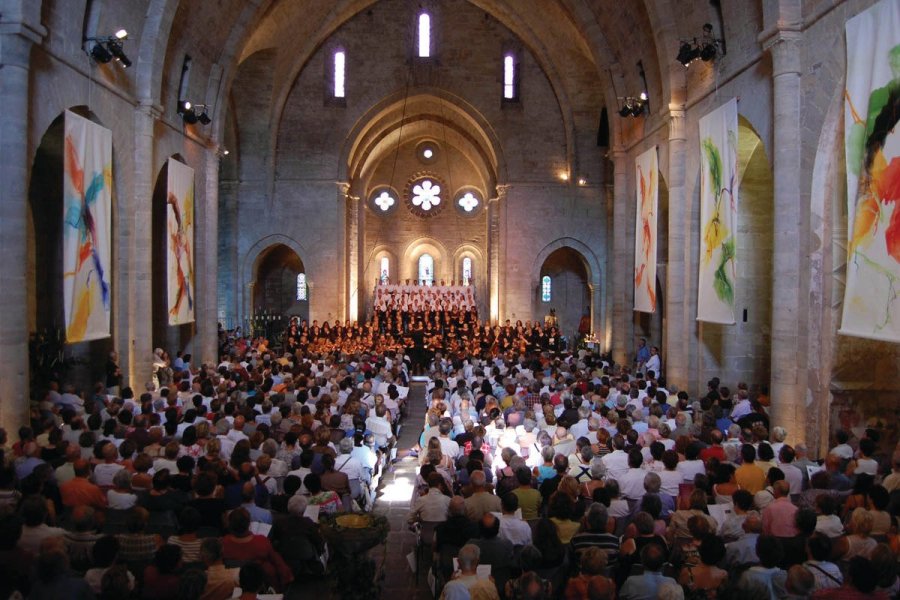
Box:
462, 257, 472, 286
380, 257, 390, 283
333, 50, 346, 98
418, 253, 434, 286
418, 13, 431, 58
503, 54, 516, 99
541, 275, 551, 302
297, 273, 307, 300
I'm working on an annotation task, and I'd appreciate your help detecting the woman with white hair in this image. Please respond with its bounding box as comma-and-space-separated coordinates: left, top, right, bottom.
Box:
770, 426, 788, 457
271, 494, 328, 576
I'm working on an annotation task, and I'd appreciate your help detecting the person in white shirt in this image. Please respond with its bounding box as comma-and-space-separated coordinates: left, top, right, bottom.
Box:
778, 446, 804, 495
497, 493, 532, 547
407, 472, 451, 524
644, 346, 661, 377
92, 443, 125, 487
365, 404, 394, 450
436, 419, 460, 460
601, 435, 630, 482
335, 438, 366, 500
676, 443, 706, 483
804, 533, 843, 591
617, 450, 650, 501
658, 450, 683, 498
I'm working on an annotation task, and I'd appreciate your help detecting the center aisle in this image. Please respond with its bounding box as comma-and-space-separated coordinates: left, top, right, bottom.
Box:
373, 380, 434, 599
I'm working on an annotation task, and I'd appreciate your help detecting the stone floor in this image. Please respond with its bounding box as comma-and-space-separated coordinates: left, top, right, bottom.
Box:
286, 381, 432, 599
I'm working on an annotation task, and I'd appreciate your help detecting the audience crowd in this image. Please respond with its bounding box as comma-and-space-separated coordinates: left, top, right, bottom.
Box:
4, 323, 898, 600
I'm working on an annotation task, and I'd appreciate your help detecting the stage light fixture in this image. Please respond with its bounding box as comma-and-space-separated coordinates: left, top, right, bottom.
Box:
106, 39, 131, 67
85, 30, 130, 68
618, 105, 631, 118
677, 24, 725, 67
178, 101, 211, 126
90, 43, 113, 64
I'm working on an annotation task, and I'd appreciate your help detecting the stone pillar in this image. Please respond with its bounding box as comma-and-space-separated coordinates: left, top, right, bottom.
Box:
610, 148, 630, 365
194, 146, 220, 367
487, 186, 506, 324
0, 8, 46, 431
129, 101, 160, 390
339, 182, 360, 323
665, 108, 688, 389
762, 31, 805, 441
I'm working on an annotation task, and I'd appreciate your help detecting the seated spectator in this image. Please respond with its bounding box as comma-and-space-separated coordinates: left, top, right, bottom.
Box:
18, 494, 66, 555
221, 507, 293, 591
511, 466, 542, 520
464, 470, 501, 522
115, 506, 161, 563
735, 444, 767, 495
667, 489, 717, 541
811, 556, 890, 599
272, 495, 327, 575
619, 543, 677, 600
408, 472, 451, 524
814, 494, 844, 538
724, 513, 763, 568
762, 480, 798, 537
572, 502, 619, 568
304, 473, 342, 514
28, 537, 94, 599
142, 544, 183, 598
239, 481, 273, 524
498, 492, 532, 546
721, 489, 757, 542
677, 534, 727, 597
84, 535, 135, 594
833, 507, 877, 560
532, 518, 566, 569
504, 545, 553, 600
190, 471, 227, 533
467, 513, 515, 592
200, 537, 240, 600
63, 505, 102, 572
564, 546, 610, 600
60, 459, 107, 510
547, 492, 580, 544
236, 562, 269, 600
106, 468, 137, 510
440, 543, 500, 600
736, 535, 787, 599
804, 533, 843, 592
168, 506, 203, 563
0, 514, 35, 596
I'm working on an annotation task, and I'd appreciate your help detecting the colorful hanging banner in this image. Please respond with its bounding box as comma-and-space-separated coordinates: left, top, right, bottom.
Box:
63, 111, 112, 342
634, 146, 658, 313
840, 0, 900, 342
167, 159, 195, 325
697, 98, 739, 324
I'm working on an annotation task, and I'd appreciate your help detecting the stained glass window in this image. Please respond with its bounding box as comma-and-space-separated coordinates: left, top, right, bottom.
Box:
297, 273, 308, 301
541, 275, 551, 302
380, 257, 389, 283
462, 257, 472, 286
418, 253, 434, 286
412, 179, 441, 211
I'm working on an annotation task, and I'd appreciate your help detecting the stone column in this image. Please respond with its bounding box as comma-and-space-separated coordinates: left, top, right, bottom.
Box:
762, 31, 805, 441
339, 182, 359, 323
0, 8, 46, 431
610, 148, 630, 365
128, 101, 160, 390
665, 108, 688, 389
194, 146, 220, 367
487, 186, 506, 324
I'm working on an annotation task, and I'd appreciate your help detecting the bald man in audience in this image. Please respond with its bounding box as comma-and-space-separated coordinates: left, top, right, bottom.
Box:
464, 470, 501, 521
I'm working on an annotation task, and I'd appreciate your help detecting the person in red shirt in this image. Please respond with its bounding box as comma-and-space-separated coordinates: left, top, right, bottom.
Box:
60, 459, 107, 510
700, 430, 727, 465
221, 508, 293, 591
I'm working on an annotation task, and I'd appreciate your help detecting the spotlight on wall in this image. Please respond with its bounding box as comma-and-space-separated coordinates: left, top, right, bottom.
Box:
178, 101, 211, 125
676, 23, 725, 67
85, 30, 131, 68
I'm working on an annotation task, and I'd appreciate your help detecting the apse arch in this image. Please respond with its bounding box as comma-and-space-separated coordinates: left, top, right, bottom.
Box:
530, 238, 602, 340
342, 89, 507, 184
